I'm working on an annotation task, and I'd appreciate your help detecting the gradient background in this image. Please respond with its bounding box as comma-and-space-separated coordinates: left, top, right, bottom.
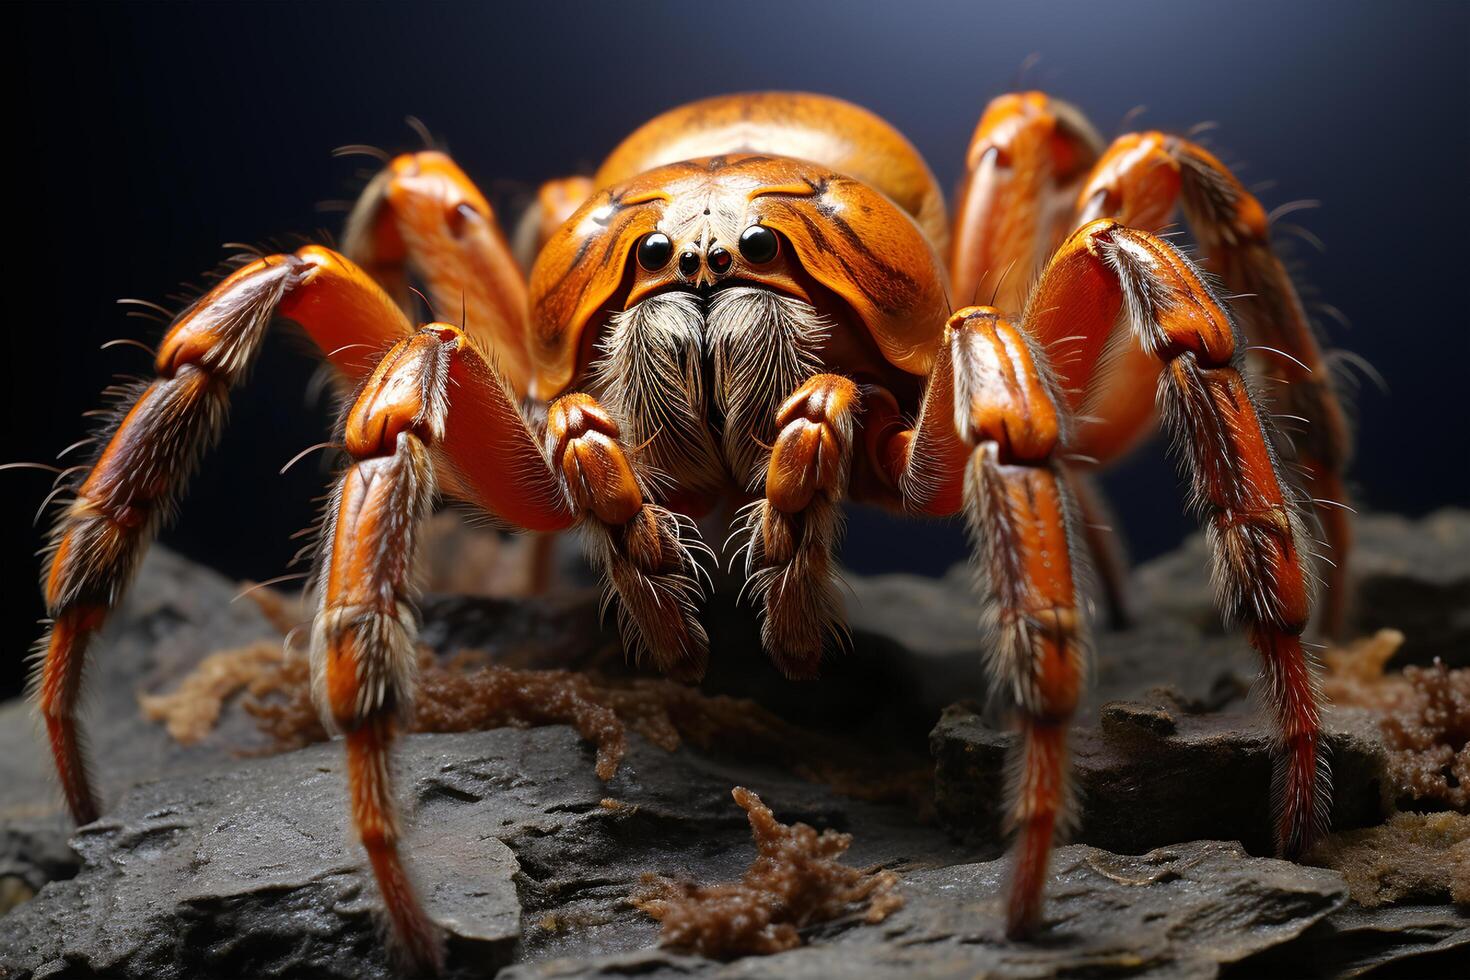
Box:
3, 0, 1467, 700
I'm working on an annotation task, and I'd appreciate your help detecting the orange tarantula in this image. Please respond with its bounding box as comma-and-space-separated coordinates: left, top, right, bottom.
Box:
29, 91, 1352, 971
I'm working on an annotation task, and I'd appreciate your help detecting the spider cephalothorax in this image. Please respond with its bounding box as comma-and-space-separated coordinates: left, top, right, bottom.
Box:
28, 91, 1351, 972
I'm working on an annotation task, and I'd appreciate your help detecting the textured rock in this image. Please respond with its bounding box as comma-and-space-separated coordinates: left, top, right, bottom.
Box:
1135, 508, 1470, 666
2, 510, 1468, 978
1353, 509, 1470, 667
0, 727, 959, 979
1237, 904, 1470, 978
506, 842, 1348, 980
0, 724, 1369, 980
931, 698, 1391, 855
0, 549, 286, 905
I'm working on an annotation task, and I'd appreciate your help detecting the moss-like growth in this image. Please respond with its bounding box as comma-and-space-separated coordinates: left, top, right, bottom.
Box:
632, 787, 902, 957
1325, 629, 1470, 810
1310, 811, 1470, 906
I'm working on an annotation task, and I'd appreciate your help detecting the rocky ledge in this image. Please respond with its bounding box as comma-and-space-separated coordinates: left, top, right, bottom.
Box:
1, 510, 1467, 979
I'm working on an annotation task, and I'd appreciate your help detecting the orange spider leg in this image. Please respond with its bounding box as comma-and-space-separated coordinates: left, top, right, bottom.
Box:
34, 243, 570, 844
948, 93, 1137, 626
315, 325, 460, 973
436, 334, 572, 533
1007, 294, 1157, 638
736, 373, 859, 679
35, 246, 403, 826
342, 152, 583, 585
1076, 132, 1354, 636
949, 92, 1103, 312
880, 308, 1085, 938
311, 320, 596, 971
1036, 220, 1328, 857
345, 151, 534, 395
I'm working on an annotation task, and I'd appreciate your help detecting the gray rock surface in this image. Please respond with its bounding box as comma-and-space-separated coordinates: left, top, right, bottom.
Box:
932, 698, 1390, 855
0, 548, 287, 916
504, 841, 1349, 980
1, 510, 1467, 978
1352, 509, 1470, 667
1239, 904, 1470, 978
1135, 507, 1470, 666
0, 726, 962, 979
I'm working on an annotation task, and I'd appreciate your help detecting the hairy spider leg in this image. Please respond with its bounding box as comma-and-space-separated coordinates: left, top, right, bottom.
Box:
344, 150, 535, 396
949, 92, 1104, 314
32, 246, 582, 972
1027, 221, 1329, 860
346, 154, 605, 593
948, 93, 1133, 627
35, 247, 408, 827
308, 320, 710, 972
878, 307, 1085, 938
1076, 132, 1354, 637
317, 326, 458, 972
545, 392, 712, 680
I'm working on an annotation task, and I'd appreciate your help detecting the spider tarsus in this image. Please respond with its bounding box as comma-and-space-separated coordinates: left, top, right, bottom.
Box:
346, 721, 445, 976
1004, 719, 1071, 940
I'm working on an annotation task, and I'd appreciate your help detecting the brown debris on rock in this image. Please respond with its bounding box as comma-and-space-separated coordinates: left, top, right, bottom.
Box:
1380, 661, 1470, 810
1322, 629, 1410, 705
140, 641, 929, 803
139, 641, 285, 744
1310, 811, 1470, 907
142, 644, 626, 778
1326, 628, 1470, 809
418, 655, 628, 780
631, 787, 902, 958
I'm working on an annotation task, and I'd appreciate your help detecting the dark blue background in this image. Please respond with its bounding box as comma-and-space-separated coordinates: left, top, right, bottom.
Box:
3, 0, 1466, 698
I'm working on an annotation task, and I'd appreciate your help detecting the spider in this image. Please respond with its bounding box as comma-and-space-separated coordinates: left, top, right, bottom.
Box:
28, 91, 1352, 972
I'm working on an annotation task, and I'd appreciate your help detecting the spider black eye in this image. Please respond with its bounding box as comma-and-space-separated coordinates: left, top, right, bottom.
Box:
636, 232, 673, 271
738, 224, 779, 264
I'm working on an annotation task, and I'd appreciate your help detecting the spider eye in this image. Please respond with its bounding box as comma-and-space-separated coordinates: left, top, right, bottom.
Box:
738, 224, 779, 264
636, 232, 673, 271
